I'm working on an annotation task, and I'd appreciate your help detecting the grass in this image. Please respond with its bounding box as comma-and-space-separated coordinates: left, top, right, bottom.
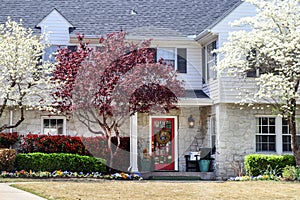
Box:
8, 180, 300, 200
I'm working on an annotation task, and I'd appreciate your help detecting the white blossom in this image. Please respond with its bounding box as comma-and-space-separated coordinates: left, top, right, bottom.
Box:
215, 0, 300, 117
0, 18, 59, 131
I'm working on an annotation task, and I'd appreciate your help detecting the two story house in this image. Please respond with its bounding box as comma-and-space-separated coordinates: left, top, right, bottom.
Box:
1, 0, 293, 179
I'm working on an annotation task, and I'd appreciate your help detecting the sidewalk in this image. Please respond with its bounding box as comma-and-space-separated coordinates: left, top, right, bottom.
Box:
0, 183, 47, 200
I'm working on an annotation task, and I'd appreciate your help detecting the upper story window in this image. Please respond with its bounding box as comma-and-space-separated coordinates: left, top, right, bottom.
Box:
246, 49, 278, 77
43, 45, 77, 63
203, 40, 217, 83
156, 48, 187, 73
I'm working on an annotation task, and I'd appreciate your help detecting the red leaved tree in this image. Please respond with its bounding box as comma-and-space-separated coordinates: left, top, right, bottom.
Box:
53, 32, 185, 170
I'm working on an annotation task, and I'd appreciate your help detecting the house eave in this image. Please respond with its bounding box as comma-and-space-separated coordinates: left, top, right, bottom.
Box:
195, 30, 218, 45
178, 98, 213, 106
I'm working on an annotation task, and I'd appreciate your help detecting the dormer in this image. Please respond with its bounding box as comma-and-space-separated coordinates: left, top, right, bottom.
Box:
36, 8, 74, 45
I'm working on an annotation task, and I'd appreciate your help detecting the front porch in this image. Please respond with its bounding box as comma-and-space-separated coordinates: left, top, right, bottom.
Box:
129, 102, 216, 178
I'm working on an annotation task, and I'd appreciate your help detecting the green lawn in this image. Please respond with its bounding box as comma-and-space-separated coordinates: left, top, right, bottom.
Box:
7, 179, 300, 200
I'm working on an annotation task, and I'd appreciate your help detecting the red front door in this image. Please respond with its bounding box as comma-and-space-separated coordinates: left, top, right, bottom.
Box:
151, 118, 175, 171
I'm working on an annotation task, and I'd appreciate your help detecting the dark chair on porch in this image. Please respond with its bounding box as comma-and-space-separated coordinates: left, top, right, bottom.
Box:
185, 152, 200, 172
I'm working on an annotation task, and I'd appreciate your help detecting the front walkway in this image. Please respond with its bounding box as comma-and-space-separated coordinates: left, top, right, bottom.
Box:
0, 183, 46, 200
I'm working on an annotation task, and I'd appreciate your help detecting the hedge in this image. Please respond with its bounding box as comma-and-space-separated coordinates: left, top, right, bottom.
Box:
18, 134, 130, 159
15, 152, 106, 173
18, 134, 130, 172
244, 154, 295, 176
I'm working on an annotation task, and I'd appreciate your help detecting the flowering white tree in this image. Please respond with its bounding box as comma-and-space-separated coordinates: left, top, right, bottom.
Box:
0, 18, 57, 132
216, 0, 300, 164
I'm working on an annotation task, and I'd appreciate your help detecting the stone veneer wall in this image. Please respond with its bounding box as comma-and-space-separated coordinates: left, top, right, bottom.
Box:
2, 109, 130, 137
215, 103, 276, 179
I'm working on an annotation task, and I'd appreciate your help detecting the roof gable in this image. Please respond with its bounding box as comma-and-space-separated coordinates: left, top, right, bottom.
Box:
36, 8, 73, 28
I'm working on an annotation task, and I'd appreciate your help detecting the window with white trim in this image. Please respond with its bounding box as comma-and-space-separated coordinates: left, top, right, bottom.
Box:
255, 116, 300, 153
41, 116, 66, 135
156, 48, 187, 73
256, 117, 276, 152
203, 40, 217, 83
282, 118, 300, 152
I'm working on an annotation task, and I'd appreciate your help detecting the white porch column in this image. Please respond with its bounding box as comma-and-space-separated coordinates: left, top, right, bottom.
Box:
130, 113, 139, 172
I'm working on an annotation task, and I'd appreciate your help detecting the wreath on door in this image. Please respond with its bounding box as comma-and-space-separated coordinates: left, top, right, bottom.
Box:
155, 129, 171, 145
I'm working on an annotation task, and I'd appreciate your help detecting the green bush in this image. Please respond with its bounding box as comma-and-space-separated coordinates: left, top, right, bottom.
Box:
15, 153, 106, 173
282, 165, 300, 181
282, 165, 296, 180
244, 154, 295, 176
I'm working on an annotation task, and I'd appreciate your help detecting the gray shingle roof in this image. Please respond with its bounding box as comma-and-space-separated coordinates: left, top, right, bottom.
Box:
0, 0, 241, 37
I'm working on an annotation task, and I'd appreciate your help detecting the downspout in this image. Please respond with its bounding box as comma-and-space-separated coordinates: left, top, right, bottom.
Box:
9, 109, 13, 133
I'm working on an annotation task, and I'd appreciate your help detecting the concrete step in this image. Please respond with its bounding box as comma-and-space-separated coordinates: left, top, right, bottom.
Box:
141, 171, 216, 180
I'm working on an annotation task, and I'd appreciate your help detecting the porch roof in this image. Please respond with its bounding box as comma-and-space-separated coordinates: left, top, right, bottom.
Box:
178, 90, 213, 106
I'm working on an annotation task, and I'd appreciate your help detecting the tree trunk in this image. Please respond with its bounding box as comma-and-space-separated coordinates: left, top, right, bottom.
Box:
289, 99, 300, 166
107, 133, 114, 172
105, 124, 121, 173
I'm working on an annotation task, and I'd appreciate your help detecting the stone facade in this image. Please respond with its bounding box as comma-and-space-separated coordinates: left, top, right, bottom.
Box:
214, 103, 282, 179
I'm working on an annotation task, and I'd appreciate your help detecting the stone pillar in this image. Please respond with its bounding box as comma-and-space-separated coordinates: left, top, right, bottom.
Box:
130, 113, 139, 172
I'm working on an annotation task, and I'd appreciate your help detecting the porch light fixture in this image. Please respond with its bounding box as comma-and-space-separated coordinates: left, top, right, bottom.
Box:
188, 115, 195, 128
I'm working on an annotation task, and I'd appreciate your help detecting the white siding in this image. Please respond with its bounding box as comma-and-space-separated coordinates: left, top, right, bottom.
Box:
37, 9, 72, 45
209, 2, 258, 103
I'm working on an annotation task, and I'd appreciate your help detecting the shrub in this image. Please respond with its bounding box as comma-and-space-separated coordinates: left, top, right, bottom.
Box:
0, 132, 19, 148
15, 153, 106, 173
0, 148, 16, 171
244, 154, 295, 176
282, 165, 300, 181
282, 165, 296, 180
19, 134, 88, 155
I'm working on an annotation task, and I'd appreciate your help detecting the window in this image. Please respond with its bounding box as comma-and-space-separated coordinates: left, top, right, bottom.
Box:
246, 49, 278, 77
43, 45, 76, 63
256, 117, 276, 152
44, 45, 60, 63
282, 118, 300, 152
210, 115, 216, 154
255, 116, 300, 153
41, 116, 66, 135
156, 48, 187, 73
203, 40, 217, 83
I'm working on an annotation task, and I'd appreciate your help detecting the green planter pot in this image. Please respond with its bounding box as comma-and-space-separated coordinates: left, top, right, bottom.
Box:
199, 160, 211, 172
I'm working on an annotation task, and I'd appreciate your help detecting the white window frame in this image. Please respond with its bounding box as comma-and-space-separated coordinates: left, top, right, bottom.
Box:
41, 116, 66, 135
255, 116, 276, 152
255, 115, 300, 154
157, 47, 177, 70
204, 40, 217, 82
282, 118, 300, 152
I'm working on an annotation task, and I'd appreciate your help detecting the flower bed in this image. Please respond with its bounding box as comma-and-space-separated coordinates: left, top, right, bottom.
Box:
0, 170, 142, 180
